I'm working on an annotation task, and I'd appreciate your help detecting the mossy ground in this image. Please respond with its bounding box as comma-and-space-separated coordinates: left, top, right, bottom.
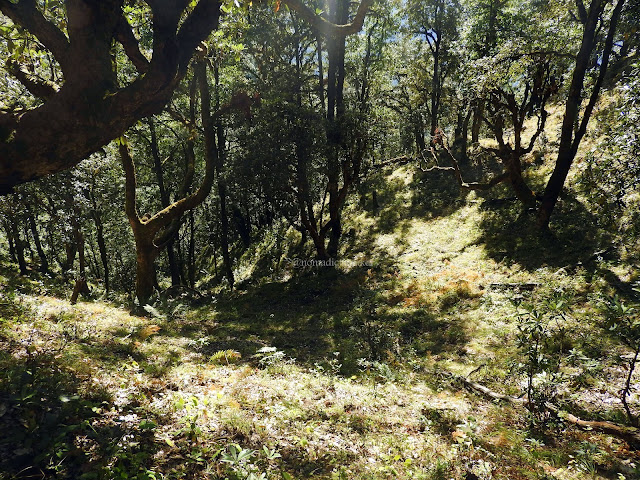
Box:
1, 133, 639, 479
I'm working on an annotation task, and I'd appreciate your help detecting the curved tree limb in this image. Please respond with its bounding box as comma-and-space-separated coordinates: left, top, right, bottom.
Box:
115, 14, 150, 74
5, 61, 59, 99
282, 0, 373, 37
0, 0, 222, 194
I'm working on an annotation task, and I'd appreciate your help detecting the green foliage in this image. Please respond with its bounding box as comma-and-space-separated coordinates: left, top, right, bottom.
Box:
210, 349, 242, 364
579, 63, 640, 245
600, 292, 640, 426
513, 291, 571, 431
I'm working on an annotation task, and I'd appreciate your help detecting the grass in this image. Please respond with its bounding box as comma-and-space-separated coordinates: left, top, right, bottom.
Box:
1, 127, 640, 479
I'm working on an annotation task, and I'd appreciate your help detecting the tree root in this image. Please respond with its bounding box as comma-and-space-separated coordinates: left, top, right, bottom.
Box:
450, 372, 640, 449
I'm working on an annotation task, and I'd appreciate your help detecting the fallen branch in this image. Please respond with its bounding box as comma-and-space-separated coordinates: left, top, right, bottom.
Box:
451, 372, 640, 448
488, 282, 540, 291
424, 140, 509, 191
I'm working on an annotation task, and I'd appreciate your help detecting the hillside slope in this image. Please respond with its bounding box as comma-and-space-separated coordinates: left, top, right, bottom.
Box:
1, 160, 639, 480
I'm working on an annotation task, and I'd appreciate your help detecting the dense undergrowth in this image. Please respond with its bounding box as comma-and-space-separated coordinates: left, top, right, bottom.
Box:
1, 151, 640, 479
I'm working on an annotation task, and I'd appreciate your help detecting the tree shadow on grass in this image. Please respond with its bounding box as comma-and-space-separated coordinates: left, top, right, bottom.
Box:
357, 162, 472, 236
179, 264, 473, 376
476, 191, 619, 271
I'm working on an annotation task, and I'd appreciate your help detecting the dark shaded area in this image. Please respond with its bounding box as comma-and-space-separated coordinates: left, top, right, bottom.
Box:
0, 349, 159, 480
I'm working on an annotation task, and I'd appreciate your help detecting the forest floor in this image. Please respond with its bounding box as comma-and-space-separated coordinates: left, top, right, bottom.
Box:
1, 160, 640, 480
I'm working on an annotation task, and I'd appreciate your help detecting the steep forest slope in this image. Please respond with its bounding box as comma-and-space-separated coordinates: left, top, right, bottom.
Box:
1, 148, 639, 480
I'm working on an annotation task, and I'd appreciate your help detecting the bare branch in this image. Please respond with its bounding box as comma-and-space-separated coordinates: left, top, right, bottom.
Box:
427, 135, 509, 191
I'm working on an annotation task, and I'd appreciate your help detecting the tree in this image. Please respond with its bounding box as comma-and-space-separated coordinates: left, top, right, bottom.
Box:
434, 56, 558, 207
407, 0, 460, 137
537, 0, 626, 229
0, 0, 372, 194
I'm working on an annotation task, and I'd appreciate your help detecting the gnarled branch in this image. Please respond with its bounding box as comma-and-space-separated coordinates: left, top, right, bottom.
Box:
0, 0, 70, 68
282, 0, 373, 37
115, 14, 150, 74
6, 61, 59, 99
453, 371, 640, 448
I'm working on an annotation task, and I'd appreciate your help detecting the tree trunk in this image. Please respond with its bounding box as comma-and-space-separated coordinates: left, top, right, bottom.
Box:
9, 217, 27, 274
537, 0, 623, 229
167, 240, 182, 286
0, 0, 223, 193
93, 211, 110, 294
187, 209, 196, 288
453, 107, 472, 164
324, 0, 348, 261
149, 118, 183, 287
430, 41, 440, 136
134, 237, 158, 305
4, 221, 16, 262
26, 208, 49, 273
505, 156, 536, 208
218, 180, 234, 287
471, 100, 483, 144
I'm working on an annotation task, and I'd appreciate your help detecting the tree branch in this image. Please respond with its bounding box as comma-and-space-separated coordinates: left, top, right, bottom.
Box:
282, 0, 373, 37
453, 371, 640, 448
115, 14, 150, 74
575, 0, 588, 24
5, 61, 59, 99
428, 136, 509, 191
572, 0, 625, 155
176, 0, 223, 73
0, 0, 70, 68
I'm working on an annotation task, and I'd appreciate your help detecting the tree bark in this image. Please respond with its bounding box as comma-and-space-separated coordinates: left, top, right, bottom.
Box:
149, 119, 183, 287
9, 217, 28, 275
471, 101, 483, 144
26, 206, 49, 273
0, 0, 223, 193
537, 0, 624, 229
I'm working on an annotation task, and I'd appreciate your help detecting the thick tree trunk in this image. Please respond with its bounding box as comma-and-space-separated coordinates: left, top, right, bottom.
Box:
453, 107, 472, 164
134, 237, 159, 305
505, 156, 536, 208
